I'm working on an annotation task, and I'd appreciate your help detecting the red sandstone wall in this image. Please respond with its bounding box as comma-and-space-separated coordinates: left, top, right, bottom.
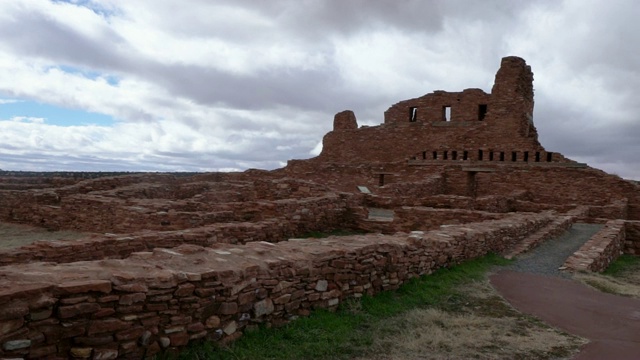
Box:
564, 220, 626, 272
0, 213, 556, 359
624, 221, 640, 255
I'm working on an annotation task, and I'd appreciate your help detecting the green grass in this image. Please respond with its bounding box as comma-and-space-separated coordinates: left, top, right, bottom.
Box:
164, 254, 511, 360
603, 254, 640, 276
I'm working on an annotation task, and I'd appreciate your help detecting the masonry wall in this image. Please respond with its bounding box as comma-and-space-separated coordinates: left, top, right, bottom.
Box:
563, 220, 626, 272
475, 167, 640, 220
624, 221, 640, 255
0, 193, 359, 266
0, 213, 555, 359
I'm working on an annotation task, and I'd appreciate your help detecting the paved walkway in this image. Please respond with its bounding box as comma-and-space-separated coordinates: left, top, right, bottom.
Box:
490, 223, 640, 360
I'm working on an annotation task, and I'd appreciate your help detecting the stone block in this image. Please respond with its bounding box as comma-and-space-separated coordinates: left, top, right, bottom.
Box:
58, 303, 101, 319
58, 280, 112, 295
3, 339, 31, 351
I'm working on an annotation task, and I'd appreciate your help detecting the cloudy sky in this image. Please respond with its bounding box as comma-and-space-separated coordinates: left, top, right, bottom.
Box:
0, 0, 638, 179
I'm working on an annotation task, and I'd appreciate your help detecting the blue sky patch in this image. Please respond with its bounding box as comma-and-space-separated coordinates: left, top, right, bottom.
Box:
0, 98, 115, 127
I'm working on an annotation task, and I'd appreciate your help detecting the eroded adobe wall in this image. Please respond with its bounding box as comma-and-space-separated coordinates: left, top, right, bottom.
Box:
0, 212, 556, 359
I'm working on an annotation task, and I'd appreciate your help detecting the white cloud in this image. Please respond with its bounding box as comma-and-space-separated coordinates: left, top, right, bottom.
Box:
0, 0, 637, 179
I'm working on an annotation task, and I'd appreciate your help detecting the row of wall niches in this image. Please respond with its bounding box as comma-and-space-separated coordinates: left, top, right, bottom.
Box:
413, 150, 554, 162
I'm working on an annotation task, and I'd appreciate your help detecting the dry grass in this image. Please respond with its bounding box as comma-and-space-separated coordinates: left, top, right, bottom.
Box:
0, 222, 89, 249
574, 273, 640, 298
358, 279, 586, 360
572, 256, 640, 299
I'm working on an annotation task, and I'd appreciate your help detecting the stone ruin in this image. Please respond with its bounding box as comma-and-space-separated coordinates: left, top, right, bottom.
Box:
0, 56, 639, 359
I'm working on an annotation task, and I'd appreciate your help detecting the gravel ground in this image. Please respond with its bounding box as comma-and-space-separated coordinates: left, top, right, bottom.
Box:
504, 223, 603, 278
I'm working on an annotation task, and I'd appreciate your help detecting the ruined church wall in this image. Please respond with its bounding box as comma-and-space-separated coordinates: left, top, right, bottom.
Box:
0, 212, 555, 359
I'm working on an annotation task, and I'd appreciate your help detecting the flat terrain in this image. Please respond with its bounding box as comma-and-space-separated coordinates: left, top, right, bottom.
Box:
0, 222, 89, 249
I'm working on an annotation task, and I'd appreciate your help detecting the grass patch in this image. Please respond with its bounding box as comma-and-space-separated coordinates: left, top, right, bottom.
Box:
603, 254, 640, 277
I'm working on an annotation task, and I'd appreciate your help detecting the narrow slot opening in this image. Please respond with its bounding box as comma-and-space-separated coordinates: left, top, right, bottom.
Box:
433, 151, 438, 160
422, 151, 426, 160
379, 174, 385, 187
478, 104, 487, 121
500, 152, 505, 161
489, 151, 494, 161
409, 107, 417, 122
535, 152, 540, 162
547, 152, 553, 162
523, 151, 529, 162
463, 151, 468, 160
478, 149, 483, 161
443, 151, 448, 160
511, 152, 517, 162
452, 151, 458, 160
443, 106, 451, 122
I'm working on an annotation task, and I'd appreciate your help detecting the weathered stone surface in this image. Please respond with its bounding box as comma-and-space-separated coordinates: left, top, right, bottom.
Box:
253, 298, 274, 317
93, 348, 119, 360
58, 302, 101, 319
222, 321, 237, 335
218, 302, 238, 315
87, 319, 130, 335
174, 283, 195, 297
205, 315, 221, 329
58, 280, 112, 294
3, 339, 31, 350
119, 293, 146, 305
70, 347, 93, 358
0, 318, 24, 336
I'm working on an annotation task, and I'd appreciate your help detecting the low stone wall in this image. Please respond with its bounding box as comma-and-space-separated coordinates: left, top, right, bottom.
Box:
504, 214, 574, 259
357, 206, 506, 234
0, 213, 554, 359
624, 220, 640, 255
0, 194, 358, 266
563, 220, 626, 272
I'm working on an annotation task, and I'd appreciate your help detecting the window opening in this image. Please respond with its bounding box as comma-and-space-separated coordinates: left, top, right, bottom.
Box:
433, 151, 438, 160
379, 174, 385, 187
523, 151, 529, 162
535, 152, 541, 162
409, 107, 417, 122
511, 152, 517, 162
478, 104, 488, 121
452, 151, 457, 160
422, 151, 426, 160
500, 152, 505, 161
489, 151, 494, 161
463, 151, 468, 160
546, 152, 553, 162
443, 106, 451, 122
443, 151, 448, 160
478, 149, 483, 161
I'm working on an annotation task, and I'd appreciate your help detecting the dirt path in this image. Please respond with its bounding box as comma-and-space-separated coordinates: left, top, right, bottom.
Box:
491, 224, 640, 359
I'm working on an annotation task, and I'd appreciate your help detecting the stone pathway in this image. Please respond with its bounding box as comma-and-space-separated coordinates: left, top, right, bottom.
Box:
491, 223, 640, 360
